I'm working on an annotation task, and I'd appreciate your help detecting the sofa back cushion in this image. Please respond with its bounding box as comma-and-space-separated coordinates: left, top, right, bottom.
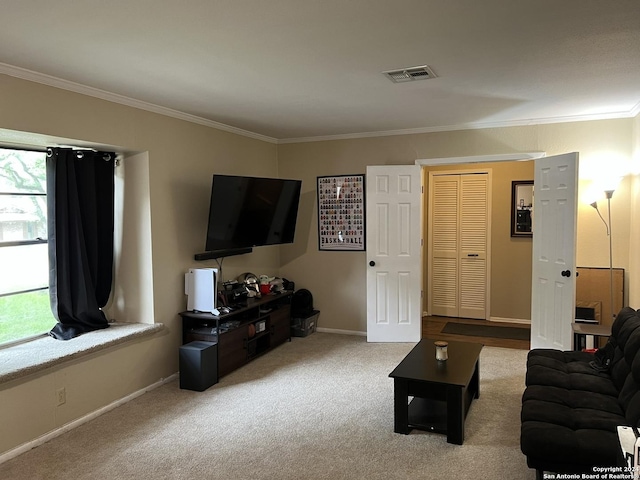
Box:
621, 349, 640, 425
610, 308, 640, 420
609, 308, 640, 391
611, 307, 639, 352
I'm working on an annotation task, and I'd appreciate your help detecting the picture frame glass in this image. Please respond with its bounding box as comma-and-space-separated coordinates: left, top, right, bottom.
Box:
317, 174, 366, 251
511, 181, 534, 237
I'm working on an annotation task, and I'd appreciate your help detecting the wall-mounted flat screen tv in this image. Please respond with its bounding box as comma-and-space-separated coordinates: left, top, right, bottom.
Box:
205, 174, 302, 252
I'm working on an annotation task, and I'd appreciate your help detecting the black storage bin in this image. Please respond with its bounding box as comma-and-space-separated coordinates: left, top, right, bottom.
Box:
291, 310, 320, 337
179, 341, 218, 391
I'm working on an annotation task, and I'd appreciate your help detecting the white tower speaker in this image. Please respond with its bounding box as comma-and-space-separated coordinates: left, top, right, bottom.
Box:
185, 268, 218, 313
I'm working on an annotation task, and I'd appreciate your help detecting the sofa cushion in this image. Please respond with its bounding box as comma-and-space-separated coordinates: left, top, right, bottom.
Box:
522, 385, 623, 416
610, 351, 631, 392
618, 350, 640, 426
603, 310, 640, 391
620, 312, 640, 362
520, 420, 621, 472
521, 381, 628, 471
522, 399, 626, 431
525, 350, 619, 396
611, 307, 639, 342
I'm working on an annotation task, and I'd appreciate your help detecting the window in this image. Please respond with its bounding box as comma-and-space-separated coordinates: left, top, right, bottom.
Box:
0, 148, 55, 345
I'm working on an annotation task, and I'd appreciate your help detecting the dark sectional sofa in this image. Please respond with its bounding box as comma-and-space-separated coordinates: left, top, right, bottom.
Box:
521, 306, 640, 478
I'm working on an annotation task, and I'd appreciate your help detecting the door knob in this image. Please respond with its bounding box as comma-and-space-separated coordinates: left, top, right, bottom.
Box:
561, 270, 571, 277
369, 261, 376, 267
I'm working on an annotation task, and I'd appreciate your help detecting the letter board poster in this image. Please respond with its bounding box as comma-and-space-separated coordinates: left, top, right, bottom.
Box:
317, 174, 365, 251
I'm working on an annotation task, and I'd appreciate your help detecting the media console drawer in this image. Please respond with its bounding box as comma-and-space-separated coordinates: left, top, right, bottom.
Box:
218, 325, 248, 377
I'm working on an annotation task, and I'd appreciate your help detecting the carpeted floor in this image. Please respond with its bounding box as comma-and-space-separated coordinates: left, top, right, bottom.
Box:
441, 322, 531, 341
0, 333, 531, 480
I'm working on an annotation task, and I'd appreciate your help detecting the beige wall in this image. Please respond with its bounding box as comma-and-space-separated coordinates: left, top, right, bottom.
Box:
423, 161, 535, 321
630, 114, 640, 306
0, 75, 280, 456
278, 119, 636, 332
0, 73, 637, 457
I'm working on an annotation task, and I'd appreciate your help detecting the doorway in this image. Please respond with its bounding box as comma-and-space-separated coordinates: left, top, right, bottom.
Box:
418, 153, 544, 325
365, 152, 577, 346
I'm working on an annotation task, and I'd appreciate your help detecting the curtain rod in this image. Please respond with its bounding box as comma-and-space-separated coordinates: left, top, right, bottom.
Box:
46, 147, 114, 162
1, 144, 122, 166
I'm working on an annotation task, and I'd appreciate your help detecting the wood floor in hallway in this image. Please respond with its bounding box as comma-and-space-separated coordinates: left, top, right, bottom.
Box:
423, 315, 530, 350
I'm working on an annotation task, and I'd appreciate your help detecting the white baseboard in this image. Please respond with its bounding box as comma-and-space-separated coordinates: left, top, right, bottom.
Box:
489, 316, 531, 325
0, 373, 178, 465
316, 327, 366, 336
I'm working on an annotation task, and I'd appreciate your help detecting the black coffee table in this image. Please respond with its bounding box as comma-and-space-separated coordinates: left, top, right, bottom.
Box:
389, 338, 483, 444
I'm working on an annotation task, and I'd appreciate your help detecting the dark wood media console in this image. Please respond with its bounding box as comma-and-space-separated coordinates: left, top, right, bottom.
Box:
179, 291, 292, 379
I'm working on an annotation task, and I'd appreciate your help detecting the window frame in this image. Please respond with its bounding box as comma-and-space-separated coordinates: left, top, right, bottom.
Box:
0, 191, 47, 247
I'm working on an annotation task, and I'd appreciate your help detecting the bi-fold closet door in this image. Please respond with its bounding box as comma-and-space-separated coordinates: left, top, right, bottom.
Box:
428, 172, 490, 320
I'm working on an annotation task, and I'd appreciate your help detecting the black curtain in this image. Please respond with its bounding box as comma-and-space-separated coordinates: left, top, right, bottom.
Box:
47, 147, 115, 340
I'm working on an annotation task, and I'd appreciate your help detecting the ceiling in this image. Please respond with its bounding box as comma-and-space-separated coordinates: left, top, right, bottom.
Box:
1, 0, 639, 143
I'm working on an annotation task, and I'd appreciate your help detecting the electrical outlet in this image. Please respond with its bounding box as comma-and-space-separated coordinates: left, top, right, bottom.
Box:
56, 387, 66, 406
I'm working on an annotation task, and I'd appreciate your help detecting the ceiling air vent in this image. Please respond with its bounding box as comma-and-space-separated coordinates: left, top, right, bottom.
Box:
383, 65, 437, 83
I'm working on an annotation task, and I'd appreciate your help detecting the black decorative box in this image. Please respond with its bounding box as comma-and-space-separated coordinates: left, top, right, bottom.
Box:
291, 310, 320, 337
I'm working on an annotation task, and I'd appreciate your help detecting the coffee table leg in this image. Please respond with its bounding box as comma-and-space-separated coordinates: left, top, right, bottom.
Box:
393, 378, 409, 434
471, 358, 480, 399
446, 385, 464, 444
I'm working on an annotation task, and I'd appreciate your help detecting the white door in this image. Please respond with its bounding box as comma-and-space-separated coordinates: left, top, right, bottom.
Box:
530, 152, 579, 350
366, 165, 422, 342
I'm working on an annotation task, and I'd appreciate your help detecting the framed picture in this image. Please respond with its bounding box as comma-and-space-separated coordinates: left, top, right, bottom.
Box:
317, 174, 365, 251
511, 180, 534, 237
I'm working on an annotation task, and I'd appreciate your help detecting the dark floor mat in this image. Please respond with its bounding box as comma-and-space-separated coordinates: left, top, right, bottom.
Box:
441, 322, 530, 341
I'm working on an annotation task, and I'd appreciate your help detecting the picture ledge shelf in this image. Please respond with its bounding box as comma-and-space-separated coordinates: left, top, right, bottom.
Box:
0, 322, 164, 385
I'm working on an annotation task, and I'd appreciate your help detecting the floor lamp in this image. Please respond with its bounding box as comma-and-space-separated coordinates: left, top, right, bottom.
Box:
590, 189, 615, 322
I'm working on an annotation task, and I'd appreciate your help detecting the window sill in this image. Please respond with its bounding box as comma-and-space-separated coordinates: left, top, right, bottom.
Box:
0, 322, 164, 385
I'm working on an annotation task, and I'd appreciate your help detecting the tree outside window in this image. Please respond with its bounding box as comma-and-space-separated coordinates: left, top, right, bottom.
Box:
0, 148, 56, 344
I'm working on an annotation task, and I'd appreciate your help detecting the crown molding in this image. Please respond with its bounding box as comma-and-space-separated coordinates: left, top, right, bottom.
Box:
278, 110, 637, 144
0, 63, 278, 144
1, 62, 637, 146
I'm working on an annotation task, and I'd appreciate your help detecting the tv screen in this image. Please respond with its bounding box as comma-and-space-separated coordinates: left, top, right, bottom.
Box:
205, 175, 302, 252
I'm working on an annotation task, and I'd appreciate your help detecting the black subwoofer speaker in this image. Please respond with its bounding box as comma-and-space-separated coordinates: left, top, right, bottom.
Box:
179, 341, 218, 391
